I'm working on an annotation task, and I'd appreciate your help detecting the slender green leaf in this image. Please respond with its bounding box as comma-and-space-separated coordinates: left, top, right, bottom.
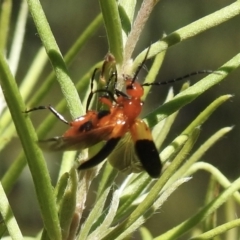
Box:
0, 54, 61, 240
0, 183, 23, 240
99, 0, 123, 63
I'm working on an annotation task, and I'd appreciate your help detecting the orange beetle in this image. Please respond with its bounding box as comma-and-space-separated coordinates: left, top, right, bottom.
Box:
25, 48, 212, 178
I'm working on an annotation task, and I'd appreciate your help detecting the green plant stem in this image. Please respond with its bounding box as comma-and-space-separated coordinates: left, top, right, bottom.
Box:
8, 0, 28, 76
183, 95, 232, 135
151, 87, 176, 150
133, 1, 240, 69
99, 0, 123, 64
0, 47, 48, 152
0, 182, 23, 240
186, 162, 240, 204
26, 13, 102, 109
78, 183, 112, 239
118, 0, 136, 42
142, 49, 166, 100
203, 176, 218, 232
58, 169, 78, 239
113, 173, 151, 221
0, 54, 61, 240
225, 198, 238, 240
26, 0, 83, 118
156, 176, 240, 240
0, 0, 12, 52
88, 187, 122, 239
123, 0, 158, 63
170, 126, 233, 185
96, 162, 118, 200
117, 178, 191, 240
145, 52, 240, 128
190, 218, 240, 240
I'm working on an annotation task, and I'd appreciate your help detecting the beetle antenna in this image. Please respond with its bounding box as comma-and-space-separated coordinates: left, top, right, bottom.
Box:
142, 70, 215, 87
86, 68, 99, 111
131, 46, 151, 85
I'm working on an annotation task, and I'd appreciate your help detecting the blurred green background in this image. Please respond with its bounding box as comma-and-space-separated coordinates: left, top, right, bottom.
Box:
1, 0, 240, 238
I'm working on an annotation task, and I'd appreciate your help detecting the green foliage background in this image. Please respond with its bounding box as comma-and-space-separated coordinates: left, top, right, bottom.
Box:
0, 0, 240, 239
